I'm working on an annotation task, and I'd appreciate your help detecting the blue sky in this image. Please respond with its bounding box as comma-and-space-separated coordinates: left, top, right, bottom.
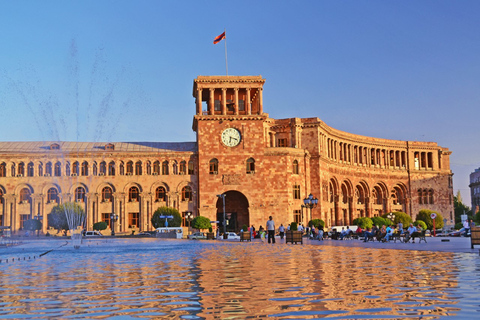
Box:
0, 0, 479, 207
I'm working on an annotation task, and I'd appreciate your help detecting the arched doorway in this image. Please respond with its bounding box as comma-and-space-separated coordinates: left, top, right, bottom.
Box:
216, 191, 249, 232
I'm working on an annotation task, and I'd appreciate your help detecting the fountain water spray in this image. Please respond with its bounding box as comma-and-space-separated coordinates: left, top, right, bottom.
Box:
63, 202, 86, 249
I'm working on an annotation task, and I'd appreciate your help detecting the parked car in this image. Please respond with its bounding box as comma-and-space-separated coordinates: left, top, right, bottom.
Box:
188, 232, 206, 240
449, 229, 471, 237
136, 232, 153, 237
222, 232, 240, 240
84, 231, 103, 237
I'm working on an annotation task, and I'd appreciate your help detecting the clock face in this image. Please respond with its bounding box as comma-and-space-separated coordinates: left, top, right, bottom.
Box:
221, 128, 241, 147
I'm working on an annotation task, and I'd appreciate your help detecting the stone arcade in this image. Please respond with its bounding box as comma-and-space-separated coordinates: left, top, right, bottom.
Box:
0, 75, 454, 234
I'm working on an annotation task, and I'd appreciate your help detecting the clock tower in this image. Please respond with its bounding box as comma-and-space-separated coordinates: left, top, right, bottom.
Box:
193, 76, 268, 231
193, 75, 308, 233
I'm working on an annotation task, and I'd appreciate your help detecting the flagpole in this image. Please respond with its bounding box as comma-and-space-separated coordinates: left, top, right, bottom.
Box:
224, 29, 228, 76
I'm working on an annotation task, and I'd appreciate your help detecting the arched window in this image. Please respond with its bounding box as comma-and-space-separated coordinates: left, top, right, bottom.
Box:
47, 188, 59, 203
246, 158, 255, 174
293, 160, 299, 174
418, 189, 423, 204
162, 161, 169, 175
188, 160, 194, 175
0, 189, 3, 204
423, 189, 428, 205
179, 161, 187, 175
182, 186, 192, 202
129, 186, 139, 202
102, 186, 113, 202
46, 162, 53, 176
153, 161, 160, 175
99, 161, 107, 175
72, 162, 79, 176
0, 163, 6, 177
20, 188, 31, 203
108, 161, 115, 176
127, 160, 135, 175
18, 162, 25, 176
119, 161, 125, 175
428, 189, 434, 204
135, 161, 142, 175
81, 162, 89, 176
209, 158, 218, 174
65, 162, 70, 176
27, 162, 35, 177
54, 162, 62, 177
10, 163, 16, 177
75, 187, 85, 202
156, 186, 166, 202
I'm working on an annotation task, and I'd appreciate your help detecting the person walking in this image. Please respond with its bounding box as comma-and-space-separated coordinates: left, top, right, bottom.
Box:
266, 216, 276, 244
279, 224, 285, 239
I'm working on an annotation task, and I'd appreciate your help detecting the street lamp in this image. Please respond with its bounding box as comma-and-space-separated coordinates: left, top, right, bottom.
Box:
387, 212, 395, 223
302, 193, 318, 224
110, 214, 118, 236
185, 211, 193, 227
159, 215, 174, 227
217, 194, 226, 237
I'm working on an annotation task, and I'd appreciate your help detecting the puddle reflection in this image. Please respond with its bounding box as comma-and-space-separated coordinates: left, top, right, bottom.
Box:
0, 239, 478, 319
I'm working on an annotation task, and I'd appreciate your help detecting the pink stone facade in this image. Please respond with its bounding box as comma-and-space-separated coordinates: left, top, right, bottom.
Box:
0, 75, 454, 234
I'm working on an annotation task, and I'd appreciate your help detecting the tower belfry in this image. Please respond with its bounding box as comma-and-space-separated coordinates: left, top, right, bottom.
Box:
192, 76, 265, 116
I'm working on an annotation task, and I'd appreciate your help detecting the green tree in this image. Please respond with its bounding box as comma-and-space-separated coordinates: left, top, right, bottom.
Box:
191, 216, 212, 230
416, 209, 444, 230
414, 220, 427, 230
382, 212, 413, 227
308, 219, 325, 229
24, 218, 42, 236
353, 217, 373, 229
151, 207, 182, 228
371, 216, 390, 227
454, 191, 472, 224
48, 204, 69, 232
93, 221, 108, 231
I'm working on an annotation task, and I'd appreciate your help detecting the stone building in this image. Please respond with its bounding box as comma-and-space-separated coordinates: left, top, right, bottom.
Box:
469, 167, 480, 214
0, 75, 454, 234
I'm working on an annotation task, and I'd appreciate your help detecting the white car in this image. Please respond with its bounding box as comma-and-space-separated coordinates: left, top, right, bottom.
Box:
222, 232, 240, 240
188, 232, 206, 240
84, 231, 103, 237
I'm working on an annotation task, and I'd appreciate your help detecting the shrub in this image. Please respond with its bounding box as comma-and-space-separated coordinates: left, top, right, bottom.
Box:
24, 219, 42, 233
308, 219, 325, 229
414, 220, 427, 230
416, 209, 443, 230
191, 216, 212, 230
371, 216, 390, 227
242, 224, 248, 232
151, 207, 182, 228
354, 217, 373, 229
290, 222, 298, 231
382, 212, 413, 227
93, 221, 108, 231
454, 222, 463, 230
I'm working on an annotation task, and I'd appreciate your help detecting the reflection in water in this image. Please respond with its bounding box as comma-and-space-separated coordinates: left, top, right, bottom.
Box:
0, 239, 478, 319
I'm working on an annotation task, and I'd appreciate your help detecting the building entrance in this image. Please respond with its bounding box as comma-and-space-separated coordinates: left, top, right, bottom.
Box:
216, 191, 249, 233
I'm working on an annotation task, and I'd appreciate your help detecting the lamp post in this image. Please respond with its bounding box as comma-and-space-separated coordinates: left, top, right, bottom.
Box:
159, 215, 174, 228
217, 194, 226, 237
110, 214, 119, 236
185, 211, 193, 228
387, 212, 394, 223
302, 193, 318, 225
35, 213, 43, 237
